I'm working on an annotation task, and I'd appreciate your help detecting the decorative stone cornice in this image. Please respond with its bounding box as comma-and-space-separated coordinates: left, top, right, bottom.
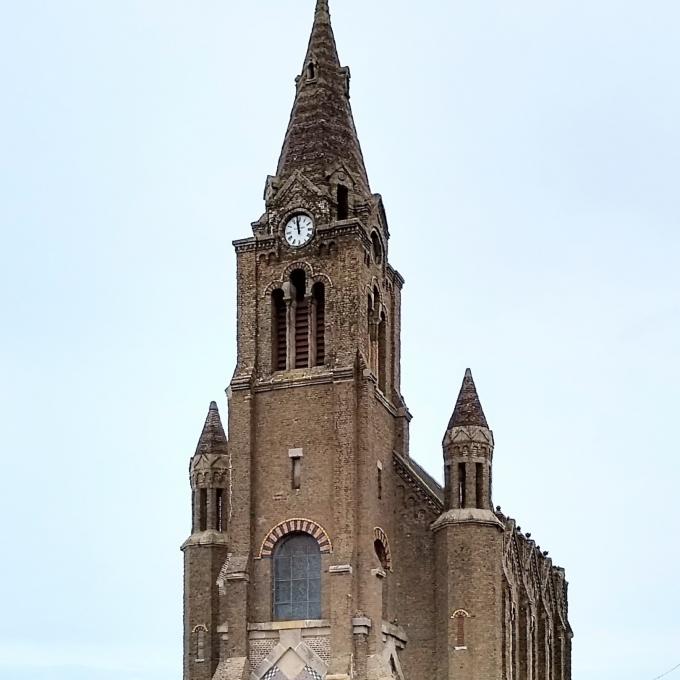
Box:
431, 508, 505, 533
181, 530, 230, 550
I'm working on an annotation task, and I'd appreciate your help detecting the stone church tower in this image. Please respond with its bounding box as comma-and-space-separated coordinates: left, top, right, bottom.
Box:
181, 2, 573, 679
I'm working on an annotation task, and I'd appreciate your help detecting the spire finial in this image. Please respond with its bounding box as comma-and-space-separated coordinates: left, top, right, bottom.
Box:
273, 0, 370, 191
195, 401, 228, 457
447, 369, 489, 429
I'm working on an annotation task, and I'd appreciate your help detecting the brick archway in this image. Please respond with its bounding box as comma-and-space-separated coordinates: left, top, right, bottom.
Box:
374, 526, 393, 571
259, 518, 333, 558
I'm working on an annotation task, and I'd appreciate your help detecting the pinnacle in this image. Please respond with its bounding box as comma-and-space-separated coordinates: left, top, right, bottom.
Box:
447, 369, 489, 429
195, 401, 228, 457
274, 0, 370, 191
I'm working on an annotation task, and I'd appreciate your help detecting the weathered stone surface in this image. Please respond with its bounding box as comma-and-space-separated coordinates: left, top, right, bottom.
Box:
181, 2, 572, 680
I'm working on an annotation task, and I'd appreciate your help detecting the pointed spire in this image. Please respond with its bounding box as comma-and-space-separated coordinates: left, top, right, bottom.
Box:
195, 401, 228, 457
275, 0, 370, 191
448, 369, 489, 429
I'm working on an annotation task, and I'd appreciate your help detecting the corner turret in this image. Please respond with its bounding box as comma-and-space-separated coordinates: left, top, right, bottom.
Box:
188, 401, 230, 540
436, 370, 502, 526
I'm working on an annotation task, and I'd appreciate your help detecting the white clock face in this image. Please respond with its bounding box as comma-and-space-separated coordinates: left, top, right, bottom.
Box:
284, 214, 314, 247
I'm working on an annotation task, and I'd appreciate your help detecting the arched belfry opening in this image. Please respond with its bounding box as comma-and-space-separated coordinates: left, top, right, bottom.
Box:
291, 269, 310, 369
271, 270, 327, 372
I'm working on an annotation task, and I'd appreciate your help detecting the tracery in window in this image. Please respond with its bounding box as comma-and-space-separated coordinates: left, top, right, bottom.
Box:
273, 533, 321, 621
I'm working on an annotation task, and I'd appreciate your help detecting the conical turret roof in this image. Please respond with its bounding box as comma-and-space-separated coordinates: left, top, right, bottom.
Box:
275, 0, 370, 190
194, 401, 228, 457
447, 369, 489, 429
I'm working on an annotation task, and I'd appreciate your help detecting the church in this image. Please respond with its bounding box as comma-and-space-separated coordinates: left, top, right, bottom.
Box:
181, 2, 573, 679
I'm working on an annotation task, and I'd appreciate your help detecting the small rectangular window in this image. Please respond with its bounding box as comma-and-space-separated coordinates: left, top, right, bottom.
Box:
337, 185, 349, 220
378, 466, 383, 500
292, 458, 302, 490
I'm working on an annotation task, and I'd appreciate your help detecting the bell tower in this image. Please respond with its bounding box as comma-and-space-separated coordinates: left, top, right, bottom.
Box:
183, 2, 410, 680
182, 3, 574, 679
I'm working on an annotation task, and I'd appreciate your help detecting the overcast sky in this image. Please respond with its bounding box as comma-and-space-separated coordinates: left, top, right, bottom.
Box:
1, 1, 679, 679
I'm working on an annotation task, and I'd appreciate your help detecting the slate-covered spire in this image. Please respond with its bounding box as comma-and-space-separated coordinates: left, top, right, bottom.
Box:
448, 369, 489, 430
194, 401, 228, 457
275, 0, 370, 191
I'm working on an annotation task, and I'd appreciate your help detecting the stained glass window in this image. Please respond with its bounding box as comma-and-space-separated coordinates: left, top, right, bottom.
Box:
273, 533, 322, 621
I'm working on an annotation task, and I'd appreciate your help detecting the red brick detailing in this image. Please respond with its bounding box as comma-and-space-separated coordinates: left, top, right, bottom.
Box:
259, 518, 333, 558
373, 527, 393, 571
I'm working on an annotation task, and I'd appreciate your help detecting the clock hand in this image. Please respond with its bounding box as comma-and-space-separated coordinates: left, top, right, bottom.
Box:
296, 217, 301, 235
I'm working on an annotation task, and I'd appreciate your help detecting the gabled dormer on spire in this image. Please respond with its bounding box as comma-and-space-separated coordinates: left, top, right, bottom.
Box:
274, 0, 370, 197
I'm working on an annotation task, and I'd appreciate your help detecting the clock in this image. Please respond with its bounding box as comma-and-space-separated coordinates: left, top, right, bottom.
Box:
284, 213, 315, 248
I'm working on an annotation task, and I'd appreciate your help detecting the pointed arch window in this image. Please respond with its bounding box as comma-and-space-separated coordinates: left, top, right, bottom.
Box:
273, 533, 322, 621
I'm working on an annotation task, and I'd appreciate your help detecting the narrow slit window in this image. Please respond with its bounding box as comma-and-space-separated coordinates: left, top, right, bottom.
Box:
292, 457, 302, 490
195, 627, 206, 662
313, 282, 325, 366
199, 488, 207, 531
455, 613, 467, 647
307, 62, 316, 79
216, 489, 224, 532
378, 465, 383, 500
378, 312, 387, 393
337, 185, 349, 220
458, 463, 467, 509
476, 462, 484, 509
371, 231, 383, 264
272, 289, 287, 371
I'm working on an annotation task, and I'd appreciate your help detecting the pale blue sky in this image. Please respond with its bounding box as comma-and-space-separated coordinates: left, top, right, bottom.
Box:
1, 1, 679, 679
